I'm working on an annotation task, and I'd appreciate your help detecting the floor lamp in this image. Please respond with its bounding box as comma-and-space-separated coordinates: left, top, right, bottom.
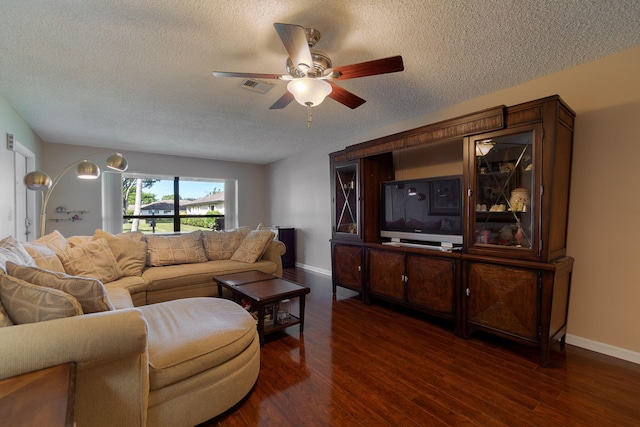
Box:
23, 153, 128, 238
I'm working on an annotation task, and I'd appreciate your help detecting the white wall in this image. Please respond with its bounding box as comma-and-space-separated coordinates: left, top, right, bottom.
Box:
40, 143, 268, 236
267, 45, 640, 359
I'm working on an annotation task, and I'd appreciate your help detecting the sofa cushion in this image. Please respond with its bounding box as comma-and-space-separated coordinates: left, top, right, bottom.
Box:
142, 259, 277, 293
0, 236, 36, 273
230, 229, 275, 263
139, 297, 256, 390
145, 231, 207, 267
201, 227, 250, 261
104, 286, 135, 309
93, 229, 147, 277
22, 242, 66, 272
6, 262, 114, 313
0, 274, 83, 324
58, 238, 124, 283
104, 276, 147, 305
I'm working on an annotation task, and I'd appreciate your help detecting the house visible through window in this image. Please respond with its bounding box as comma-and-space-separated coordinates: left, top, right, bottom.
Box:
122, 175, 226, 233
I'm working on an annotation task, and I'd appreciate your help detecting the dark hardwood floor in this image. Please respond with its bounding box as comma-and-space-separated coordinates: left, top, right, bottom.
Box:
204, 267, 640, 426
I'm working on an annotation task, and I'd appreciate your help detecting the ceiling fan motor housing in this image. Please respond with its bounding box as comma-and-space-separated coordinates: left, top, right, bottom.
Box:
286, 51, 332, 78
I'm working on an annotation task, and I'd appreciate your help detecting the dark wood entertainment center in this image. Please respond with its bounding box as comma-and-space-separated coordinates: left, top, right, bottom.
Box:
330, 95, 574, 366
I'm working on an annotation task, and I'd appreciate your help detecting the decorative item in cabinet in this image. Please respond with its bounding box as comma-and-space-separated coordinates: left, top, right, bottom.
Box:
469, 128, 536, 252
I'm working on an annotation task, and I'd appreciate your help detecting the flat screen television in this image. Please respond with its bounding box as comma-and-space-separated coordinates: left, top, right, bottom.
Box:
380, 175, 463, 245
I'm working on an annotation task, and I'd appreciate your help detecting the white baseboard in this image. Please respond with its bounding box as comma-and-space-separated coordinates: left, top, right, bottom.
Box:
293, 262, 331, 277
565, 334, 640, 365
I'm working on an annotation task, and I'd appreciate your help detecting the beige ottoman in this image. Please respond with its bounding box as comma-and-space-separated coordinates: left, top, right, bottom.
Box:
138, 297, 259, 427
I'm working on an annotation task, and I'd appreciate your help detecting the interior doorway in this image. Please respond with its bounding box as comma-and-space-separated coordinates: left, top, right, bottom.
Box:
12, 137, 36, 241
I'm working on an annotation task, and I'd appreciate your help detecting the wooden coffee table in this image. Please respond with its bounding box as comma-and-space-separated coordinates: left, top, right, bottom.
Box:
214, 271, 310, 346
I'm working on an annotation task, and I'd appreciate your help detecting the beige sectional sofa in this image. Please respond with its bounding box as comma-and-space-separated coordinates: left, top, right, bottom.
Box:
0, 226, 286, 427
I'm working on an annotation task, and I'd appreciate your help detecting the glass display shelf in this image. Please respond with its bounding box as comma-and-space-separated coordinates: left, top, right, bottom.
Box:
473, 130, 534, 249
334, 163, 359, 236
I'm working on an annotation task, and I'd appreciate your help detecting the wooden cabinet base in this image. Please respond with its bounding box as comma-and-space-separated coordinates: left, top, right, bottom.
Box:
0, 362, 76, 427
462, 256, 573, 367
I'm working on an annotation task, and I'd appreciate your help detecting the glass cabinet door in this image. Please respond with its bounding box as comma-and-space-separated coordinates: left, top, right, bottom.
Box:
468, 126, 540, 255
333, 162, 359, 237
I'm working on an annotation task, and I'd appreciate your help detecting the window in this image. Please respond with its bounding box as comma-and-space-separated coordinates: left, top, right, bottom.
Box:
122, 175, 226, 233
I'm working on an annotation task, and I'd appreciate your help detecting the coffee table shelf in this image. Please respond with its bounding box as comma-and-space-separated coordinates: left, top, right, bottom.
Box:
264, 314, 300, 334
214, 271, 310, 346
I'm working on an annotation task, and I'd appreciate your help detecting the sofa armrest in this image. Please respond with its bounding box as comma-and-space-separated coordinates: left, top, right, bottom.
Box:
0, 309, 147, 378
261, 239, 286, 277
0, 309, 150, 427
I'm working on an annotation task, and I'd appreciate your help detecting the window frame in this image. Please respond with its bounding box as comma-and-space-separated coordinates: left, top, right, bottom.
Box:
122, 176, 225, 233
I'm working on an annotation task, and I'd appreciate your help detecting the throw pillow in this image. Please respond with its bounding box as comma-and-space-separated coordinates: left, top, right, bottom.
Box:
66, 235, 93, 247
0, 236, 36, 273
6, 262, 114, 313
0, 302, 14, 327
145, 231, 208, 267
230, 229, 276, 263
22, 242, 66, 272
254, 223, 276, 256
93, 229, 147, 277
33, 230, 67, 251
57, 238, 124, 283
201, 227, 250, 261
0, 274, 83, 324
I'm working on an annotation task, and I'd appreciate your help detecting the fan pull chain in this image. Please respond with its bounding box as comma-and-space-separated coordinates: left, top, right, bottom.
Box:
306, 102, 313, 128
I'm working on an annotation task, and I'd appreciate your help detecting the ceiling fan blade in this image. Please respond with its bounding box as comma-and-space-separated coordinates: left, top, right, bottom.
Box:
212, 71, 283, 80
269, 91, 295, 110
330, 55, 404, 80
274, 23, 314, 72
328, 82, 366, 109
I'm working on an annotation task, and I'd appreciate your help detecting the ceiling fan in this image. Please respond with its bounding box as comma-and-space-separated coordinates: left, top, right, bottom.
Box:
212, 23, 404, 126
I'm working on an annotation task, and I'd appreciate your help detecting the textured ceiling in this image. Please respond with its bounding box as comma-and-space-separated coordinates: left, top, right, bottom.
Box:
1, 1, 639, 164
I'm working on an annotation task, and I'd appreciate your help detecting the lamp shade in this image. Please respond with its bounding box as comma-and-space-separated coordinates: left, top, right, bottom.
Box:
24, 171, 52, 191
76, 160, 101, 179
106, 153, 128, 172
287, 78, 332, 107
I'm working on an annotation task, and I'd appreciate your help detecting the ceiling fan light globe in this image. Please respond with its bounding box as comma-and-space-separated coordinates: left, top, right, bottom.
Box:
287, 78, 332, 107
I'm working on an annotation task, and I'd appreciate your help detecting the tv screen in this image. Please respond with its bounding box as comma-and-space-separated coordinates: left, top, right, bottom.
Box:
381, 175, 463, 245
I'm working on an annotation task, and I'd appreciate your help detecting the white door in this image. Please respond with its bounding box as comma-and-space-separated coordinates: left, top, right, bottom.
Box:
13, 140, 36, 242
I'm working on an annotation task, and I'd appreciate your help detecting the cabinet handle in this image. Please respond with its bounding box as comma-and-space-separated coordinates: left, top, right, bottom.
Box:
358, 265, 361, 272
465, 288, 470, 297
